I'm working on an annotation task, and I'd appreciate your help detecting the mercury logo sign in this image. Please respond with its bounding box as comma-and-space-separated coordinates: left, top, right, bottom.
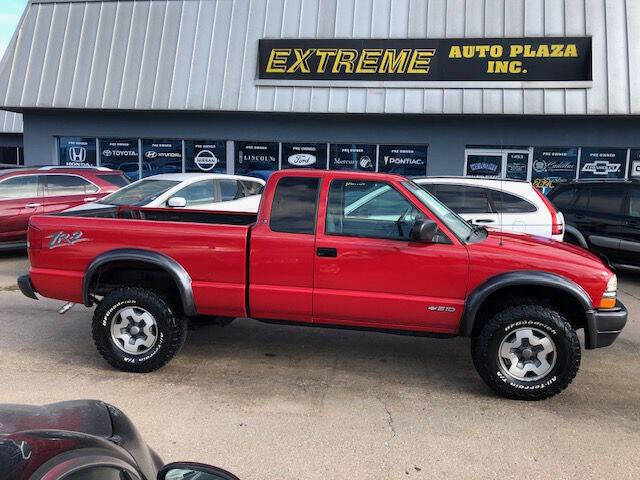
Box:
581, 160, 621, 175
288, 153, 316, 167
359, 155, 372, 169
68, 147, 87, 164
194, 150, 219, 171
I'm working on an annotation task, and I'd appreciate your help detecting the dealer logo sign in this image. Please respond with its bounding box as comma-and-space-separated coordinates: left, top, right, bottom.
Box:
581, 160, 621, 176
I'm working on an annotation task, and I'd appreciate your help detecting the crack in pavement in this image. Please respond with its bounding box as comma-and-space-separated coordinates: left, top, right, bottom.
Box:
0, 285, 19, 292
379, 397, 396, 437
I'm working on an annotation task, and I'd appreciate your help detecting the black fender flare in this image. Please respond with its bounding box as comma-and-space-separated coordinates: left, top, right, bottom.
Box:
83, 249, 196, 316
459, 270, 593, 337
564, 224, 589, 248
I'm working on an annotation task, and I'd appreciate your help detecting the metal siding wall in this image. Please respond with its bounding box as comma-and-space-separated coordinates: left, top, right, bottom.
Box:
0, 0, 638, 115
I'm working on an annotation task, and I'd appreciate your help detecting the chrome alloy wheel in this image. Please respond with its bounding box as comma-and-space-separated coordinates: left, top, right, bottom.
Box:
110, 306, 158, 355
498, 327, 557, 381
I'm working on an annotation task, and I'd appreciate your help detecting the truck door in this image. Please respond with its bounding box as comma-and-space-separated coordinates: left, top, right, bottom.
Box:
313, 178, 468, 333
249, 175, 321, 323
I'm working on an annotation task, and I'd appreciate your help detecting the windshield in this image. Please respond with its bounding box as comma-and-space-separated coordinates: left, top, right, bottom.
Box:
98, 179, 180, 206
402, 180, 475, 242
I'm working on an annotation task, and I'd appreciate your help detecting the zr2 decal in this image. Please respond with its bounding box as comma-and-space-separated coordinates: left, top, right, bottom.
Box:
47, 231, 89, 249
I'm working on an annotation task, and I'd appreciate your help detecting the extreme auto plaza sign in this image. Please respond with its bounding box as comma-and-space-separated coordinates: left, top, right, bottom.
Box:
258, 37, 591, 85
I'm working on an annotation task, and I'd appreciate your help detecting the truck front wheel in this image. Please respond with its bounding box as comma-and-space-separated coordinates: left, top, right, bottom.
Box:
92, 287, 188, 373
471, 302, 581, 400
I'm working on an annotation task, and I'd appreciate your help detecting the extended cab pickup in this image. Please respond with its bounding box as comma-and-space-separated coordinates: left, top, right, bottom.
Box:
19, 170, 627, 400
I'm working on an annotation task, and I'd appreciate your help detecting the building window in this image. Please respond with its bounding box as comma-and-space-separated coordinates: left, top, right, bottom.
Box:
99, 138, 140, 181
58, 137, 97, 167
0, 147, 19, 165
281, 142, 328, 169
578, 147, 627, 180
530, 147, 578, 192
378, 144, 427, 177
329, 144, 376, 171
141, 139, 183, 178
185, 140, 226, 173
234, 141, 279, 175
464, 146, 531, 179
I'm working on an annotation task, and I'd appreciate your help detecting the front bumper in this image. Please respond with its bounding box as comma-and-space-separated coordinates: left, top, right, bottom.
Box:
585, 300, 627, 349
18, 274, 38, 300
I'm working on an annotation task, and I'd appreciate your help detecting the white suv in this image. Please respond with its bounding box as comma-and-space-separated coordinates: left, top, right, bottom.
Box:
415, 177, 565, 241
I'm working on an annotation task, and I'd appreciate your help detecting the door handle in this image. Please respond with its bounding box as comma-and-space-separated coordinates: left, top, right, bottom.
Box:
25, 203, 41, 208
624, 220, 639, 227
317, 247, 337, 257
575, 213, 585, 219
84, 197, 97, 202
474, 218, 495, 224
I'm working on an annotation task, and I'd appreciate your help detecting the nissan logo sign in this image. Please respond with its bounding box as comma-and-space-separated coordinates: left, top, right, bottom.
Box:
287, 153, 316, 167
194, 150, 219, 171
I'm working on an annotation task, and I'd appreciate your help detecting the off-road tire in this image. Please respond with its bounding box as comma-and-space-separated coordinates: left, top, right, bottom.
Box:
471, 301, 581, 400
92, 287, 188, 373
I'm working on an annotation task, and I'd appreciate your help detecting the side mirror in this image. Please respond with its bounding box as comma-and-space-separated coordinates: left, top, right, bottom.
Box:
159, 462, 240, 480
167, 197, 187, 208
410, 219, 439, 243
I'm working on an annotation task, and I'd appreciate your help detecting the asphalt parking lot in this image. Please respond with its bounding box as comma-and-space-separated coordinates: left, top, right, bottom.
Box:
1, 251, 639, 480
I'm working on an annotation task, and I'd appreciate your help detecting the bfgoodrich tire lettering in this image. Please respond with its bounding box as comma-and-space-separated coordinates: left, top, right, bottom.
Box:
92, 287, 187, 373
471, 302, 581, 400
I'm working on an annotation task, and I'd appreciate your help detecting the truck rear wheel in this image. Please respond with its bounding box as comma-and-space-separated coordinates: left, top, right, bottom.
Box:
92, 287, 187, 373
471, 301, 581, 400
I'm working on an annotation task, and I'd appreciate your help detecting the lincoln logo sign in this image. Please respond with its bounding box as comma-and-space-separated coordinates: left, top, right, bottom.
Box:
258, 37, 592, 82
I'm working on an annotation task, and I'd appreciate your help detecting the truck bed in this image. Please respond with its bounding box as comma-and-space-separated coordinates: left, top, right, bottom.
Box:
57, 205, 258, 226
28, 208, 253, 318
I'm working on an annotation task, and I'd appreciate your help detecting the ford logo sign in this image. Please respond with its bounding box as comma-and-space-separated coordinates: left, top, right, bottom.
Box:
288, 153, 316, 167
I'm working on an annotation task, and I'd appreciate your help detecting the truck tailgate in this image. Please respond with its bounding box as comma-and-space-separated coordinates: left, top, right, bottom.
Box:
28, 214, 250, 317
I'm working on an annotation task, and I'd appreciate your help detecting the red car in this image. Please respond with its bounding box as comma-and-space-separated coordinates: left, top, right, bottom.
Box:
0, 166, 128, 249
19, 170, 627, 400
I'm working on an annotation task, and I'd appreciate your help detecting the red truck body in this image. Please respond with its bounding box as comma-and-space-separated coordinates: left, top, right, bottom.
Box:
26, 169, 612, 333
20, 169, 627, 399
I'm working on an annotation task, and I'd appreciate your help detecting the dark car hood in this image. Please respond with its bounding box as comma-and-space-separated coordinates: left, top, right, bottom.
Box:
0, 400, 112, 437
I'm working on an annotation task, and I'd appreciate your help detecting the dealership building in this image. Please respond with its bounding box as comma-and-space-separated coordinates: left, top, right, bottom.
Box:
0, 0, 639, 185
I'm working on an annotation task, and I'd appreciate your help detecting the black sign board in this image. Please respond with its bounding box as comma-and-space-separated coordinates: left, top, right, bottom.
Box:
531, 147, 578, 192
142, 139, 183, 178
281, 143, 327, 169
58, 137, 96, 167
466, 154, 502, 177
329, 144, 376, 171
100, 139, 139, 174
185, 140, 226, 173
506, 152, 529, 180
235, 141, 279, 174
630, 149, 640, 178
259, 37, 591, 82
578, 147, 627, 179
378, 145, 427, 176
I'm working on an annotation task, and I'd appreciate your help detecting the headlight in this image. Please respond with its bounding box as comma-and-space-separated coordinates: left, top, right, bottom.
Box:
599, 274, 617, 309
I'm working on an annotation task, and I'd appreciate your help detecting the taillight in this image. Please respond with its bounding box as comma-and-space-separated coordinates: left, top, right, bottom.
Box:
27, 225, 42, 251
533, 187, 563, 235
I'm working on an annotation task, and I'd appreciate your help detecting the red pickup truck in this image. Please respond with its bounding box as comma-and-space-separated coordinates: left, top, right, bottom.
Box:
19, 170, 627, 400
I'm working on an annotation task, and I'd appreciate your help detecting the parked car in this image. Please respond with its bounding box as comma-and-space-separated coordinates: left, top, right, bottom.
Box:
0, 399, 239, 480
0, 166, 128, 250
416, 177, 565, 240
244, 170, 276, 181
19, 170, 626, 400
547, 179, 640, 269
102, 161, 155, 181
65, 173, 265, 214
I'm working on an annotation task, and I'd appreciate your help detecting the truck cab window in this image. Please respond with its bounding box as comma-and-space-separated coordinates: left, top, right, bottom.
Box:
326, 179, 424, 240
269, 176, 320, 234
